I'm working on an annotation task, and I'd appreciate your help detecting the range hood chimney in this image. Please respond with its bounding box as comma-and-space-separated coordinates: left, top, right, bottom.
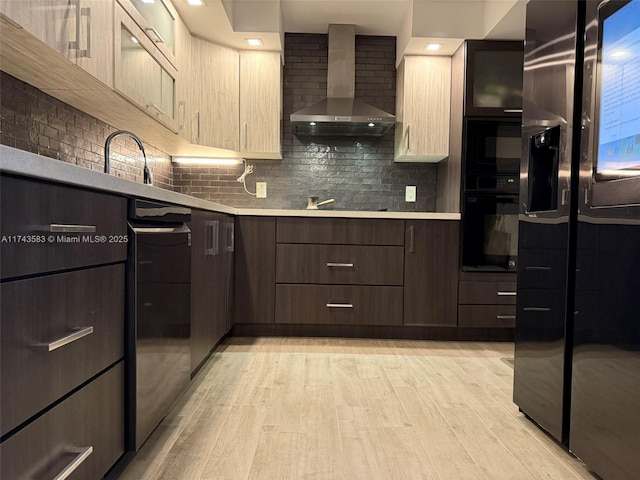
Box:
290, 24, 395, 137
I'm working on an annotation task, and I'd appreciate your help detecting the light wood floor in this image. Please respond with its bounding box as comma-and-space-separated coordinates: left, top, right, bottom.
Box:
117, 337, 598, 480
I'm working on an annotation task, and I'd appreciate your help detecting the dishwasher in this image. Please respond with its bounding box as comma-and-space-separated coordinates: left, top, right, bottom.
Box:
126, 199, 191, 451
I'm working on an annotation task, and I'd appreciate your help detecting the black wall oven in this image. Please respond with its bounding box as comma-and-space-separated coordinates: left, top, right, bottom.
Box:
462, 118, 521, 272
462, 193, 519, 271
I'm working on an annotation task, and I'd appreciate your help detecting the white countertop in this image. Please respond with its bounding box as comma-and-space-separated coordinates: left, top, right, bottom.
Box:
0, 145, 460, 220
236, 208, 460, 220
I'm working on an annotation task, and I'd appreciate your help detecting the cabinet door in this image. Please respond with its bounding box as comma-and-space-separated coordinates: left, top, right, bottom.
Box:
74, 0, 113, 87
25, 0, 74, 60
465, 40, 523, 117
175, 15, 192, 141
395, 56, 451, 162
223, 216, 235, 333
239, 51, 281, 158
404, 220, 459, 326
190, 209, 222, 373
191, 37, 239, 150
235, 217, 276, 324
114, 4, 178, 132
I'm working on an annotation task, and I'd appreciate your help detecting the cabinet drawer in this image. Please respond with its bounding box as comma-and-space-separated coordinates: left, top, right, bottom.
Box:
0, 176, 127, 279
0, 362, 124, 480
1, 265, 124, 435
276, 218, 405, 245
458, 281, 517, 304
275, 285, 402, 326
458, 305, 516, 328
276, 244, 404, 285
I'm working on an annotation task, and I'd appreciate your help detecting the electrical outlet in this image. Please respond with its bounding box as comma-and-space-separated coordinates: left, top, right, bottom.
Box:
405, 185, 416, 202
256, 182, 267, 198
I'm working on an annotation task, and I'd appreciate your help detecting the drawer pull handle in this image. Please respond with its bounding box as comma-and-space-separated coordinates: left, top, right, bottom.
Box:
409, 225, 415, 253
525, 266, 551, 271
523, 307, 551, 312
504, 109, 523, 113
496, 315, 516, 320
497, 291, 517, 296
53, 446, 93, 480
36, 326, 94, 352
326, 303, 353, 308
50, 224, 96, 233
326, 263, 354, 268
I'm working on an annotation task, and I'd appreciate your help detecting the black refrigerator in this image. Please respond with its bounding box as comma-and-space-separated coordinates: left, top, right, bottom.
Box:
570, 0, 640, 478
513, 0, 585, 445
515, 1, 640, 479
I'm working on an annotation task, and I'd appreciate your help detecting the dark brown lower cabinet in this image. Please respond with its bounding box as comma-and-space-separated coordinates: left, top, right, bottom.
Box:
275, 284, 403, 326
458, 305, 516, 328
458, 272, 517, 328
190, 209, 230, 374
235, 217, 276, 324
404, 220, 460, 326
1, 265, 124, 436
0, 362, 124, 480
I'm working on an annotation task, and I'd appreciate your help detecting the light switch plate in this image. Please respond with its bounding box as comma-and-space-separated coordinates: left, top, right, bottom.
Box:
405, 185, 416, 202
256, 182, 267, 198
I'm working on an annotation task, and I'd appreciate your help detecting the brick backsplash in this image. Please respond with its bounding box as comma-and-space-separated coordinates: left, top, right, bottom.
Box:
0, 72, 173, 190
174, 33, 438, 212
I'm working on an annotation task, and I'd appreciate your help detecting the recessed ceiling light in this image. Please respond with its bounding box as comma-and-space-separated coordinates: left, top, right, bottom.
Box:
247, 38, 263, 46
187, 0, 205, 5
368, 122, 375, 127
309, 121, 317, 126
131, 36, 139, 44
141, 0, 156, 4
426, 43, 443, 51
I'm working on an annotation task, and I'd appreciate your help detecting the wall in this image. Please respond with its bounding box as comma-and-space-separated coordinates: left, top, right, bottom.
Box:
174, 33, 438, 211
0, 72, 174, 190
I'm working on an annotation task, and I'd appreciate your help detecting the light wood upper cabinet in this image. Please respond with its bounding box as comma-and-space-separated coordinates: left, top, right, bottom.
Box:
191, 36, 239, 151
114, 3, 178, 132
75, 0, 114, 87
0, 0, 113, 87
175, 16, 192, 142
239, 51, 282, 159
394, 56, 451, 163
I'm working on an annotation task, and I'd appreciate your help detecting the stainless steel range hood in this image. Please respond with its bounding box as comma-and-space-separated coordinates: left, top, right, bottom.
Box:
290, 24, 395, 137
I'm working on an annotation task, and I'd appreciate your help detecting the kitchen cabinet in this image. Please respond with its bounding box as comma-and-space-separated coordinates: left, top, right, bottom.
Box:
0, 175, 127, 279
458, 272, 517, 327
275, 218, 405, 326
0, 362, 124, 480
191, 36, 239, 151
394, 56, 451, 162
404, 220, 459, 326
464, 40, 524, 117
0, 0, 113, 87
175, 15, 192, 142
223, 215, 235, 333
190, 209, 232, 374
235, 216, 276, 324
114, 2, 178, 132
276, 285, 403, 326
122, 0, 177, 67
239, 51, 282, 159
0, 175, 126, 479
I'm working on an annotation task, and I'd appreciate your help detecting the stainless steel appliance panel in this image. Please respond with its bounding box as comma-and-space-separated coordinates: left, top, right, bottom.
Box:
127, 215, 191, 451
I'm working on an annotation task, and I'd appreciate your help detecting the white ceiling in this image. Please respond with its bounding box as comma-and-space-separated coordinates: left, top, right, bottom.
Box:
171, 0, 526, 59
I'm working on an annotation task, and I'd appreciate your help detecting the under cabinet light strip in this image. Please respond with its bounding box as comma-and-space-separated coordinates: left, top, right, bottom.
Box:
172, 157, 243, 165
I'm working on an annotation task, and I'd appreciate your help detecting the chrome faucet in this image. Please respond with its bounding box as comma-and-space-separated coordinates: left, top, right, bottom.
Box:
104, 130, 152, 185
